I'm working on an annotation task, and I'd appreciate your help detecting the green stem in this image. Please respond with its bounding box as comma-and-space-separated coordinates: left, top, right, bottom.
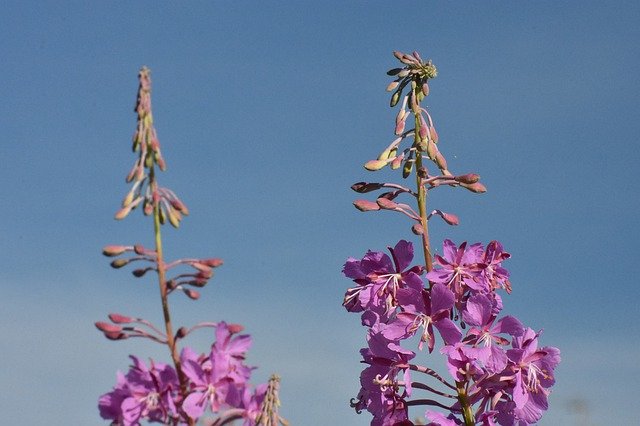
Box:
456, 381, 475, 426
150, 167, 194, 426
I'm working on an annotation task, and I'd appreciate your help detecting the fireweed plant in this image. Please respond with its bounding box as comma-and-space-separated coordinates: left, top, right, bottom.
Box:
343, 51, 560, 426
96, 68, 287, 426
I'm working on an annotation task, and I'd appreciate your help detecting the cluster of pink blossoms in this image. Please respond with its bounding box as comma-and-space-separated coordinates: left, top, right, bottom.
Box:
99, 322, 268, 425
344, 240, 560, 425
342, 50, 560, 426
97, 68, 285, 426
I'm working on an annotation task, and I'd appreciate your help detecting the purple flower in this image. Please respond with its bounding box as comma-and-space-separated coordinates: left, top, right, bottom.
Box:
383, 283, 461, 352
180, 348, 237, 420
99, 356, 179, 426
427, 240, 485, 298
425, 410, 462, 425
504, 329, 561, 424
211, 322, 254, 383
461, 294, 524, 373
343, 240, 424, 322
479, 240, 511, 293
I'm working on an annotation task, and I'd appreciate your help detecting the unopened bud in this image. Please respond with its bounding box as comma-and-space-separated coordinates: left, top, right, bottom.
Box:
402, 159, 413, 178
386, 81, 400, 92
422, 82, 430, 96
191, 262, 212, 273
201, 258, 224, 268
122, 189, 135, 208
351, 182, 382, 193
171, 199, 189, 215
183, 288, 200, 300
435, 152, 448, 170
133, 244, 146, 255
108, 313, 135, 324
430, 126, 439, 143
461, 182, 487, 193
454, 173, 480, 184
114, 205, 132, 220
391, 154, 403, 170
364, 160, 387, 171
432, 210, 459, 226
390, 91, 401, 107
176, 327, 188, 339
417, 167, 428, 179
143, 200, 153, 216
387, 68, 403, 76
95, 321, 122, 334
102, 245, 128, 257
353, 200, 380, 212
376, 198, 398, 210
228, 323, 245, 334
110, 258, 130, 269
132, 267, 151, 278
167, 207, 181, 228
378, 149, 391, 161
411, 223, 424, 235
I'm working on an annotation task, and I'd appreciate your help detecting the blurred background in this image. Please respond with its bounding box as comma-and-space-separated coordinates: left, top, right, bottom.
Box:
1, 1, 638, 424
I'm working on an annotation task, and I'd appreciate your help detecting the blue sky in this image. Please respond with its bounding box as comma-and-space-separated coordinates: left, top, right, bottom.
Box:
1, 1, 639, 425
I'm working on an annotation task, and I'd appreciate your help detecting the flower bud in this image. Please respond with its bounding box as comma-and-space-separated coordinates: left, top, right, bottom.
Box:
201, 258, 224, 268
390, 154, 403, 170
183, 288, 200, 300
387, 68, 403, 76
351, 182, 382, 193
110, 258, 130, 269
228, 323, 245, 334
108, 313, 135, 324
461, 182, 487, 193
454, 173, 481, 184
435, 152, 448, 171
402, 158, 413, 178
132, 267, 152, 278
167, 207, 181, 228
176, 327, 188, 339
390, 91, 401, 107
430, 126, 439, 143
171, 199, 189, 215
422, 82, 430, 96
133, 244, 146, 255
95, 322, 122, 333
191, 262, 212, 273
114, 205, 132, 221
364, 160, 387, 171
432, 210, 459, 226
353, 200, 380, 212
411, 223, 424, 235
376, 197, 398, 210
102, 245, 128, 257
378, 149, 391, 161
386, 81, 400, 92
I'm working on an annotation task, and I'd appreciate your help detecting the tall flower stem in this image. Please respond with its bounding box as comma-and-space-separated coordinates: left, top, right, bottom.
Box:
411, 80, 474, 426
150, 167, 194, 426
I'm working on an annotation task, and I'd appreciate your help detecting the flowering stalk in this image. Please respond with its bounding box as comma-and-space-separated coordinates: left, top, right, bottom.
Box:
344, 51, 560, 426
96, 67, 286, 426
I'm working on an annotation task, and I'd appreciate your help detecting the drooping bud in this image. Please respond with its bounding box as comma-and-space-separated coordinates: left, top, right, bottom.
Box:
390, 91, 401, 108
435, 151, 448, 171
387, 68, 403, 76
461, 182, 487, 193
386, 81, 400, 92
378, 149, 391, 161
176, 327, 188, 339
133, 244, 146, 255
132, 267, 153, 277
102, 245, 129, 257
454, 173, 480, 184
411, 223, 424, 235
376, 198, 398, 210
430, 126, 439, 143
183, 288, 200, 300
191, 262, 212, 273
402, 157, 413, 178
108, 313, 135, 324
422, 82, 430, 96
353, 200, 381, 212
364, 160, 387, 171
351, 182, 384, 193
167, 207, 181, 228
390, 154, 403, 170
227, 323, 245, 334
431, 209, 460, 226
110, 258, 130, 269
201, 258, 224, 268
